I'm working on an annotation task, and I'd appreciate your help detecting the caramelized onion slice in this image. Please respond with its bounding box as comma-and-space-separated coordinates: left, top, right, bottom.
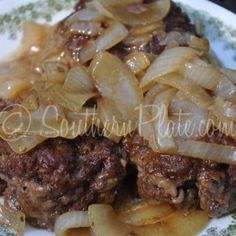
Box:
188, 35, 209, 51
7, 135, 46, 154
0, 205, 25, 235
221, 68, 236, 84
48, 85, 97, 112
55, 211, 89, 236
215, 96, 236, 121
114, 194, 174, 226
152, 88, 177, 152
155, 74, 213, 109
88, 204, 208, 236
117, 203, 174, 226
141, 47, 199, 90
65, 5, 105, 23
0, 79, 31, 100
175, 139, 236, 165
70, 21, 102, 36
209, 105, 236, 139
79, 21, 128, 64
162, 32, 209, 51
185, 60, 220, 90
130, 21, 165, 36
90, 51, 143, 108
215, 76, 236, 99
91, 51, 142, 135
95, 0, 171, 26
125, 52, 150, 75
63, 66, 95, 93
41, 62, 68, 84
138, 111, 159, 152
16, 21, 54, 58
144, 84, 170, 107
169, 96, 208, 139
97, 98, 136, 137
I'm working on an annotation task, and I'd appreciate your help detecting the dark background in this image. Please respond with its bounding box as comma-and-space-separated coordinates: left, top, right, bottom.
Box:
210, 0, 236, 13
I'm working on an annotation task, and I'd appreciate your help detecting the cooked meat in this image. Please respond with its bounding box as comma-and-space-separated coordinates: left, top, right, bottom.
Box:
124, 134, 200, 209
0, 99, 10, 194
164, 2, 195, 33
0, 136, 127, 229
197, 131, 236, 217
124, 130, 236, 218
144, 2, 196, 55
66, 1, 196, 60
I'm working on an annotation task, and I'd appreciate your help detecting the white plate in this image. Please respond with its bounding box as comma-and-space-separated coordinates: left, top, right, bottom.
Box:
0, 0, 236, 235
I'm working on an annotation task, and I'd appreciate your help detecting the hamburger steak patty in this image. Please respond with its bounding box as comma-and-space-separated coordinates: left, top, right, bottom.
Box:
0, 136, 127, 229
124, 130, 236, 218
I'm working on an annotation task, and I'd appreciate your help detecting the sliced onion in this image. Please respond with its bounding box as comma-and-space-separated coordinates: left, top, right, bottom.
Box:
0, 79, 31, 99
138, 110, 159, 152
130, 21, 165, 36
221, 68, 236, 84
141, 47, 199, 90
169, 96, 208, 139
88, 204, 208, 236
185, 59, 220, 90
48, 85, 97, 112
63, 66, 95, 93
65, 6, 105, 24
114, 193, 174, 226
90, 51, 143, 108
55, 211, 89, 236
152, 88, 177, 152
0, 61, 32, 81
94, 0, 171, 26
215, 96, 236, 121
161, 31, 189, 46
188, 35, 209, 51
144, 84, 170, 106
41, 62, 68, 84
0, 205, 25, 235
15, 21, 54, 58
125, 52, 150, 74
28, 105, 65, 137
79, 21, 128, 64
123, 34, 152, 47
175, 139, 236, 165
97, 98, 136, 137
161, 32, 209, 51
155, 74, 213, 109
214, 76, 236, 99
70, 21, 102, 36
143, 83, 170, 120
209, 105, 236, 139
117, 203, 174, 226
63, 109, 93, 139
6, 135, 46, 154
21, 90, 40, 112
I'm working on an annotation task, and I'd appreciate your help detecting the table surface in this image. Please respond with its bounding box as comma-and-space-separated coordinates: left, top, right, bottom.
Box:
210, 0, 236, 13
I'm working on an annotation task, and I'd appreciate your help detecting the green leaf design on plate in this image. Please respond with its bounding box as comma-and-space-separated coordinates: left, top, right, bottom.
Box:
201, 213, 236, 236
0, 0, 78, 39
177, 2, 236, 62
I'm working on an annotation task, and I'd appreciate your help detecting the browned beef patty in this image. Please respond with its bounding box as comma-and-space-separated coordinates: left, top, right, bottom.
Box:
124, 130, 236, 218
0, 136, 127, 229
